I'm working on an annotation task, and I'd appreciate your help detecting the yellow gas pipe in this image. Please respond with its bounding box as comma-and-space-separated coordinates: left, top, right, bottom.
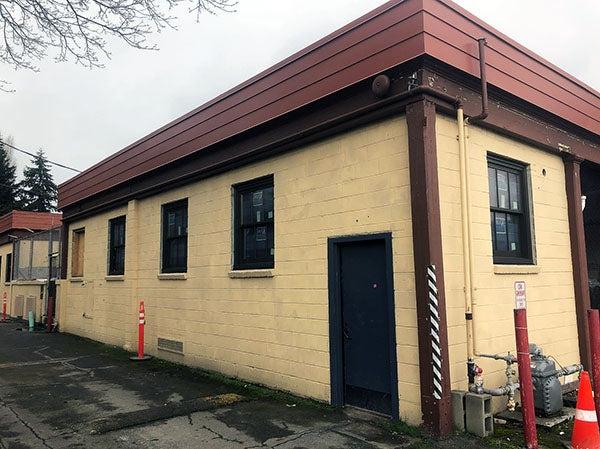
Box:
458, 107, 477, 360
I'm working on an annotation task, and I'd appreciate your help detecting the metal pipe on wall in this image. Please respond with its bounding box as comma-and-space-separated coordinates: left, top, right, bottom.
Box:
467, 38, 489, 124
457, 107, 477, 361
460, 37, 489, 373
469, 383, 519, 397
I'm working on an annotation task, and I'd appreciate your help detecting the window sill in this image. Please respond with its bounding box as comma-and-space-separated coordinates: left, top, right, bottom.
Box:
228, 269, 274, 279
105, 275, 125, 282
157, 273, 187, 280
12, 280, 45, 285
70, 277, 84, 283
494, 265, 540, 275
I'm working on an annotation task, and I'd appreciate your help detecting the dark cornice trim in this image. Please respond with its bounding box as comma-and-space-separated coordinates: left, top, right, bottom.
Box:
421, 58, 600, 162
61, 58, 600, 222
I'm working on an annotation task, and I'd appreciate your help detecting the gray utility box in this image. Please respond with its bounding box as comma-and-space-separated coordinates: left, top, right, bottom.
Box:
530, 345, 563, 415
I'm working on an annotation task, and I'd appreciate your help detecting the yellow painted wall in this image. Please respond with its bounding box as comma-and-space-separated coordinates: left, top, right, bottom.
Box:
0, 242, 12, 314
59, 117, 425, 423
436, 114, 579, 406
10, 282, 44, 319
59, 204, 134, 346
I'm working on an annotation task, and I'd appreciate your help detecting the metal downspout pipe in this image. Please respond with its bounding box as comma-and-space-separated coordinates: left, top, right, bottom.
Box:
467, 38, 489, 125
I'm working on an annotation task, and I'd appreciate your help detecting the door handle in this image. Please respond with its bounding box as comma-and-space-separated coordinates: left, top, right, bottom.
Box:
343, 324, 351, 340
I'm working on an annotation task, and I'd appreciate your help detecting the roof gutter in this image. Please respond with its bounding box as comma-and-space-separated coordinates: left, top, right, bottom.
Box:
466, 38, 489, 124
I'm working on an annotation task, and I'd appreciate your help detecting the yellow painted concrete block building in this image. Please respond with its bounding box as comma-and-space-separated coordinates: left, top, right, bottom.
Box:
58, 118, 425, 418
436, 116, 580, 399
55, 0, 600, 435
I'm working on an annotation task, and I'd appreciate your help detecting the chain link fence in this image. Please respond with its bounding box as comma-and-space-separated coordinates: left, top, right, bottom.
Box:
12, 227, 61, 281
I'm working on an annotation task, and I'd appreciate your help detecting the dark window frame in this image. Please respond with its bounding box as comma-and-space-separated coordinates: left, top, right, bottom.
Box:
108, 215, 126, 276
488, 153, 534, 265
161, 199, 188, 274
5, 253, 11, 283
233, 175, 275, 270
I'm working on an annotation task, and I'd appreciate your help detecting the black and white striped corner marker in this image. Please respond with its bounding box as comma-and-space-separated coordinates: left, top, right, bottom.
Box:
427, 264, 443, 401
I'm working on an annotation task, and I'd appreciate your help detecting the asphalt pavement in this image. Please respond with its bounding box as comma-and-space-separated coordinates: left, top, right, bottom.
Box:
0, 321, 416, 449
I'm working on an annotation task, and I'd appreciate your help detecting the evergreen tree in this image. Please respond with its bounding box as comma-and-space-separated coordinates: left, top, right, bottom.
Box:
20, 150, 57, 212
0, 137, 19, 215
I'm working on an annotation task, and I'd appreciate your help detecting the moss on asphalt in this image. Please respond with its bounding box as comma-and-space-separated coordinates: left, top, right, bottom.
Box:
485, 419, 572, 449
70, 332, 332, 410
66, 332, 575, 449
381, 418, 424, 438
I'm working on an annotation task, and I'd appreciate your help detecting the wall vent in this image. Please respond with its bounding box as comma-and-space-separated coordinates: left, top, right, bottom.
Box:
157, 338, 184, 354
13, 295, 24, 317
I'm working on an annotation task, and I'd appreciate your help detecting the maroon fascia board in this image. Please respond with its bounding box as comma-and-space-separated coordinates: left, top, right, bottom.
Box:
0, 211, 62, 235
58, 0, 425, 208
422, 0, 600, 129
58, 0, 600, 209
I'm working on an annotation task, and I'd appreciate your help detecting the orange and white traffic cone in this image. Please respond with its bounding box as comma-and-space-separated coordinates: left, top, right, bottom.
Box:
1, 292, 7, 322
572, 371, 600, 449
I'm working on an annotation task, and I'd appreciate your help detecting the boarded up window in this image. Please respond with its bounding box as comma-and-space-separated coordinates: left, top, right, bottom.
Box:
71, 229, 85, 277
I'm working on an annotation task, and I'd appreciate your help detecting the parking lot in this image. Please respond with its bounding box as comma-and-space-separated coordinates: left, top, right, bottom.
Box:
0, 322, 422, 449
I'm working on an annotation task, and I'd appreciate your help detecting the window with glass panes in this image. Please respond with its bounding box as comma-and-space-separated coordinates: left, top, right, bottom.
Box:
233, 175, 274, 270
108, 216, 126, 275
161, 199, 188, 273
487, 154, 533, 264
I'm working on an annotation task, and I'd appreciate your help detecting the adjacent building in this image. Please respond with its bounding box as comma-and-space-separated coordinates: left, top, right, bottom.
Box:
0, 210, 62, 320
55, 0, 600, 434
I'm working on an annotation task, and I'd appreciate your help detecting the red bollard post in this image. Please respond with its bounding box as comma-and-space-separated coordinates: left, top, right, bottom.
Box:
2, 291, 7, 322
587, 309, 600, 424
137, 301, 145, 358
46, 296, 55, 333
130, 300, 151, 361
514, 308, 538, 449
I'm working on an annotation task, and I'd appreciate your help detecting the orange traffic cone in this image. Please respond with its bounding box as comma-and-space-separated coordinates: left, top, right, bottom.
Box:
572, 371, 600, 449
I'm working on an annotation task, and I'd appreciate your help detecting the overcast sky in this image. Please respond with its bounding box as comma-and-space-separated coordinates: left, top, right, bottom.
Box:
1, 0, 599, 186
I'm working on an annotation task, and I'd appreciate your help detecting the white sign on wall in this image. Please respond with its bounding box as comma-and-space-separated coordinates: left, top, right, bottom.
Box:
515, 281, 527, 310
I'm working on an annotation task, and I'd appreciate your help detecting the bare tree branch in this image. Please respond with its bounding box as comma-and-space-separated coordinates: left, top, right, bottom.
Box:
0, 0, 237, 82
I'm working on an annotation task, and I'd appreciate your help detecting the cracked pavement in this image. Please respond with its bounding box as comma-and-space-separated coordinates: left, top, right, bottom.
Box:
0, 323, 413, 449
